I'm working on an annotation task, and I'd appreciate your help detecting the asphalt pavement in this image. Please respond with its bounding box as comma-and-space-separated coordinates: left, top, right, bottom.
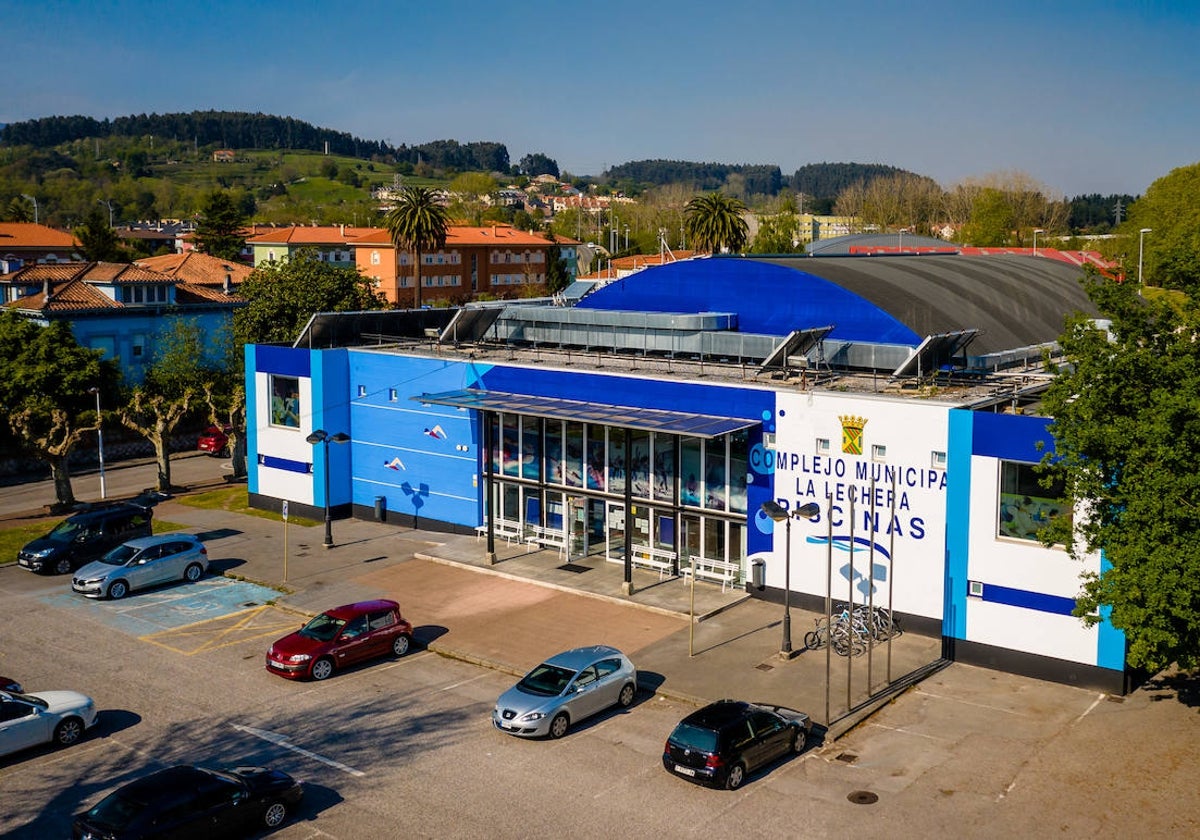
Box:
1, 452, 942, 738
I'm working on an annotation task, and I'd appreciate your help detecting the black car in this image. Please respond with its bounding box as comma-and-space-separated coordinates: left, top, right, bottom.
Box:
72, 764, 303, 839
17, 503, 152, 575
662, 700, 812, 790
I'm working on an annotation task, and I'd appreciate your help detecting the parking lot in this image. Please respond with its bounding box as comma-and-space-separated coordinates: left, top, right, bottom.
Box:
3, 459, 1199, 838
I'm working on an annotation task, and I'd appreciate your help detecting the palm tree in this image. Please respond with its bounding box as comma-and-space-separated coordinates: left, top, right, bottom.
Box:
683, 192, 749, 255
384, 186, 450, 309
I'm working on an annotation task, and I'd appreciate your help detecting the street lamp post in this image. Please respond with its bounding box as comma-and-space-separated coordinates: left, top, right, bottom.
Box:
1138, 228, 1152, 287
21, 194, 38, 224
306, 429, 351, 548
1033, 228, 1044, 256
87, 387, 106, 499
761, 500, 820, 659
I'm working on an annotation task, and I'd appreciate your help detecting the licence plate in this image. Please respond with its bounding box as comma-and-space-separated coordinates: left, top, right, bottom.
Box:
674, 764, 696, 777
267, 660, 286, 670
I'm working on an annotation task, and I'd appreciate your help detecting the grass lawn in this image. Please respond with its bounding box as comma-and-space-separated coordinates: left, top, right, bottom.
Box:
176, 486, 318, 527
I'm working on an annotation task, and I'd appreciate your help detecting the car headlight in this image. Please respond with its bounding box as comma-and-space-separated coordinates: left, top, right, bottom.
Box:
520, 712, 546, 722
288, 654, 312, 663
30, 548, 53, 558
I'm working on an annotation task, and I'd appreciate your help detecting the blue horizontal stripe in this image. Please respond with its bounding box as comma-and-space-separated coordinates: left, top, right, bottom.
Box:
980, 582, 1076, 616
259, 454, 311, 474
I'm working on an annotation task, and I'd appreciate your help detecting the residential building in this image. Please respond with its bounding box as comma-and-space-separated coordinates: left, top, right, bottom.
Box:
0, 222, 82, 271
245, 225, 378, 269
351, 224, 561, 307
1, 261, 243, 384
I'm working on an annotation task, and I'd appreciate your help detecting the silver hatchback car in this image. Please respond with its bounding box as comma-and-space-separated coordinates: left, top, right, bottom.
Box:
493, 645, 637, 739
72, 534, 208, 600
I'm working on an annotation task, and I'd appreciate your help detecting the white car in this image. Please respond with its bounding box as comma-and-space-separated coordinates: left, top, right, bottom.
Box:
0, 689, 99, 758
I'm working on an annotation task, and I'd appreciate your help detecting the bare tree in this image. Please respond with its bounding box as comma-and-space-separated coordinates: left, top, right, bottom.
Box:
118, 388, 194, 492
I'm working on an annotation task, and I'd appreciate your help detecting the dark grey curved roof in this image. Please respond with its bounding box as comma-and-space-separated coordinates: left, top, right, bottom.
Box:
762, 254, 1099, 355
805, 232, 954, 255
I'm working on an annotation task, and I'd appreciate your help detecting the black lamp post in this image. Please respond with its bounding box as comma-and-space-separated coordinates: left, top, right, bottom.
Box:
307, 429, 350, 548
761, 500, 821, 659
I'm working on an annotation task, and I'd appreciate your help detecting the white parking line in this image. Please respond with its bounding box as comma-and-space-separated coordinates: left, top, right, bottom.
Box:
231, 724, 365, 777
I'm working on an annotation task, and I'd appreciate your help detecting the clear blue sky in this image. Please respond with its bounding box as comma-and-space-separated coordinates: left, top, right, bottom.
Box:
5, 0, 1196, 197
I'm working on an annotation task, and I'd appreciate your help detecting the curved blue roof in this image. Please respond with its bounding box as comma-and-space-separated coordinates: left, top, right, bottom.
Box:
577, 258, 920, 345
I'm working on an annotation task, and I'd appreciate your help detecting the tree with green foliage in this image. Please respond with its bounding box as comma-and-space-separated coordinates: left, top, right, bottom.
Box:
544, 237, 571, 295
683, 192, 749, 255
193, 190, 248, 260
0, 312, 118, 510
1040, 270, 1200, 672
233, 248, 386, 345
6, 196, 34, 222
384, 186, 449, 310
959, 187, 1014, 246
1124, 162, 1200, 293
750, 211, 800, 254
446, 172, 496, 226
120, 319, 228, 492
74, 206, 126, 262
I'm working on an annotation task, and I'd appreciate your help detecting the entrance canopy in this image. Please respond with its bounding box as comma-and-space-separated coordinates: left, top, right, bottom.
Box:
416, 389, 759, 439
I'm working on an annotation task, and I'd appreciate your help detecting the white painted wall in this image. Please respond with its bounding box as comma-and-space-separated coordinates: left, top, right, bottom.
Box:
254, 372, 316, 504
762, 391, 952, 620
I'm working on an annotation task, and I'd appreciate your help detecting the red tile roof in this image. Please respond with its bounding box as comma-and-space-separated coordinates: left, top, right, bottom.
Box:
0, 222, 79, 249
245, 225, 379, 245
136, 251, 252, 286
349, 224, 553, 248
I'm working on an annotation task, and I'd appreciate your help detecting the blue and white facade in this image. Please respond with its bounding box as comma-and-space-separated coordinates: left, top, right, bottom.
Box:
245, 254, 1125, 693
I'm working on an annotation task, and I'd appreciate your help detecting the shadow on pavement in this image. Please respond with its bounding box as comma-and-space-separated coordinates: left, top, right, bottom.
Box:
208, 558, 247, 575
193, 527, 243, 542
94, 709, 142, 739
636, 670, 666, 694
413, 624, 449, 647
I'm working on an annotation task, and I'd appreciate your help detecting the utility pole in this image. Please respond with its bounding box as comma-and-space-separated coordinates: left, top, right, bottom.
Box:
1113, 199, 1124, 226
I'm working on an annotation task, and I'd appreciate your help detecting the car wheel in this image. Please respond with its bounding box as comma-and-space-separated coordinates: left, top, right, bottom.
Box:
311, 657, 334, 681
392, 634, 411, 657
53, 557, 73, 575
263, 801, 288, 829
184, 563, 203, 582
108, 580, 129, 600
53, 717, 84, 747
725, 762, 746, 790
792, 729, 806, 754
618, 682, 636, 708
549, 712, 570, 739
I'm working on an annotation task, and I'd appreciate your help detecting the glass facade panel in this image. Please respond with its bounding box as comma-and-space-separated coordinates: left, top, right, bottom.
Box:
608, 430, 626, 494
680, 438, 702, 507
729, 430, 748, 515
586, 424, 606, 492
653, 434, 674, 501
703, 517, 727, 562
501, 414, 519, 477
521, 420, 540, 480
564, 422, 583, 488
630, 431, 650, 498
729, 521, 745, 565
704, 439, 726, 511
545, 421, 563, 485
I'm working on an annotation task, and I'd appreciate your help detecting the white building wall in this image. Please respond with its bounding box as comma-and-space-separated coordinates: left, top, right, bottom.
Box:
763, 391, 953, 620
254, 371, 316, 504
965, 453, 1103, 663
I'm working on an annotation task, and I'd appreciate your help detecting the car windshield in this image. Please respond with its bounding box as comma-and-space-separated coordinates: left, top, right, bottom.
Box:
517, 663, 576, 696
7, 692, 48, 710
298, 612, 346, 642
45, 519, 83, 543
100, 545, 139, 566
669, 722, 720, 753
86, 793, 145, 830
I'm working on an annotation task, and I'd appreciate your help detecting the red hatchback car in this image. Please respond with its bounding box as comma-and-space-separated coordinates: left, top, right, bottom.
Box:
265, 599, 413, 681
197, 425, 231, 456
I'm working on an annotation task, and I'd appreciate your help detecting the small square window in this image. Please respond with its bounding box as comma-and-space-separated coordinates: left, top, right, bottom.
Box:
872, 444, 887, 461
357, 385, 367, 398
388, 388, 397, 401
968, 581, 984, 597
816, 438, 831, 454
932, 451, 947, 468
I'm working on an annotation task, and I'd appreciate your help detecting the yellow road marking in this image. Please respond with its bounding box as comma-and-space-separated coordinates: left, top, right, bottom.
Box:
139, 605, 300, 655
